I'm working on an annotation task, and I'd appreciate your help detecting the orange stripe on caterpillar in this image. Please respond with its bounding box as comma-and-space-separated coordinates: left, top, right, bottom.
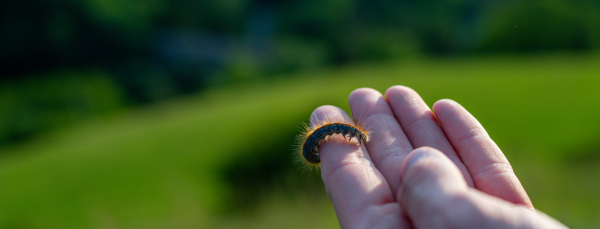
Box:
296, 117, 370, 168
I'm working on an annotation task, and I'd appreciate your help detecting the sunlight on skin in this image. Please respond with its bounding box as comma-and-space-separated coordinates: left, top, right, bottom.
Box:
311, 86, 567, 229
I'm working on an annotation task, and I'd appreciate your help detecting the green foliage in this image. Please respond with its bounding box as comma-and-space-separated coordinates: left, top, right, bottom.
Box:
78, 0, 165, 43
479, 0, 594, 52
1, 54, 600, 228
0, 70, 123, 145
338, 26, 421, 61
163, 0, 251, 31
4, 0, 600, 110
270, 36, 331, 73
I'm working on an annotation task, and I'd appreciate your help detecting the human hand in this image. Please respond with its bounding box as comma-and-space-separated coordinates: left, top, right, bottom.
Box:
311, 86, 567, 228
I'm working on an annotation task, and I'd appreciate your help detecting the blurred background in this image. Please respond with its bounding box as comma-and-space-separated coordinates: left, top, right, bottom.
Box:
1, 0, 600, 228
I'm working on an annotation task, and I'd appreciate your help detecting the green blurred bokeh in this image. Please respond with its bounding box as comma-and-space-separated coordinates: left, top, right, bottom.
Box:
1, 0, 600, 228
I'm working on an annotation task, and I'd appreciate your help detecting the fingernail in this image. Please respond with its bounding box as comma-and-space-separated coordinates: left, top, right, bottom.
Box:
400, 148, 430, 176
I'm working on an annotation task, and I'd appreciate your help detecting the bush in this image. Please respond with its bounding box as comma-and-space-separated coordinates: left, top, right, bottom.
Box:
478, 0, 594, 52
0, 70, 124, 146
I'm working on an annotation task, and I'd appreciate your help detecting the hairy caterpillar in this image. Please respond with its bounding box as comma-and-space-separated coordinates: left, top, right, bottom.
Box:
296, 116, 370, 169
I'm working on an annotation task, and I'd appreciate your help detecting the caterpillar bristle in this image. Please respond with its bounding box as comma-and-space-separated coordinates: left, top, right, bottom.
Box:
294, 114, 370, 171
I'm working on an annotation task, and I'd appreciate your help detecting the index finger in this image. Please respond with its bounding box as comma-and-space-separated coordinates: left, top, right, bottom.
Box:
309, 106, 407, 228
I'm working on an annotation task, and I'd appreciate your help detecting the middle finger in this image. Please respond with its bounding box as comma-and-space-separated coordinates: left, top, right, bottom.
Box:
385, 85, 474, 186
349, 88, 414, 194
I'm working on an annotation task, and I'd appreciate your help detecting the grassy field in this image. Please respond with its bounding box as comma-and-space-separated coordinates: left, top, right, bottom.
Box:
1, 53, 600, 228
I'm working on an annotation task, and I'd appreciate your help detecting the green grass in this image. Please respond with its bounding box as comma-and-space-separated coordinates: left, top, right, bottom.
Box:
1, 53, 600, 228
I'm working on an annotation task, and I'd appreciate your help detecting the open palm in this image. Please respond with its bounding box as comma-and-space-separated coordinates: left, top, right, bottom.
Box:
312, 86, 564, 228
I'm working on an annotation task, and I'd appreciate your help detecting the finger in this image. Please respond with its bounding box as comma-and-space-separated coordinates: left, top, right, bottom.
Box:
396, 147, 468, 228
398, 147, 469, 228
398, 147, 566, 229
432, 99, 532, 207
311, 105, 408, 228
348, 88, 413, 194
385, 86, 474, 187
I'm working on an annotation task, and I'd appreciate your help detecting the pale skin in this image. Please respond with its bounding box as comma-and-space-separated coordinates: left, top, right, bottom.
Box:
312, 86, 567, 229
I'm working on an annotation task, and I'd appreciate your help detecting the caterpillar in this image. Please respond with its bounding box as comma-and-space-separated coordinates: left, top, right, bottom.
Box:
296, 116, 370, 169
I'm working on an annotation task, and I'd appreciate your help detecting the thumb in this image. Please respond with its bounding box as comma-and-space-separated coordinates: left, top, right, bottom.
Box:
398, 147, 568, 229
398, 147, 469, 228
